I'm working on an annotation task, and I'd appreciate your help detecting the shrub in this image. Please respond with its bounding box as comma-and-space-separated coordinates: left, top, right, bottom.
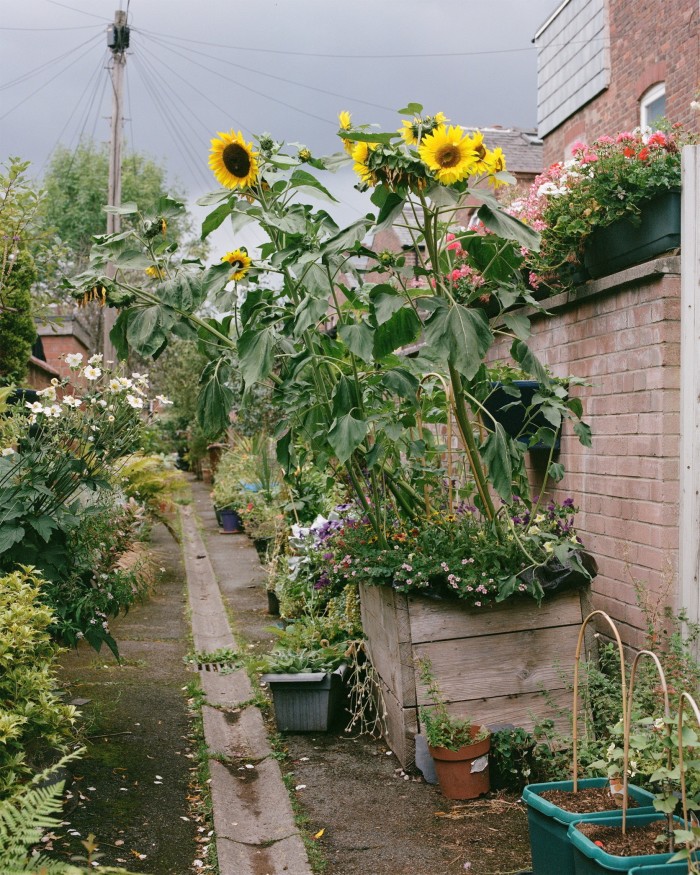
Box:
0, 569, 76, 799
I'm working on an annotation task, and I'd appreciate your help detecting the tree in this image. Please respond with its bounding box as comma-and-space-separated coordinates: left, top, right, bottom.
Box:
0, 248, 37, 385
39, 141, 202, 265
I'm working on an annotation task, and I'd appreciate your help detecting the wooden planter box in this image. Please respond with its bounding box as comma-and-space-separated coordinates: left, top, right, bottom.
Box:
359, 583, 591, 767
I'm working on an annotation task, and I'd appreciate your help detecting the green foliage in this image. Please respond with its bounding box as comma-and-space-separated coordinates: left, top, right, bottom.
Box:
118, 452, 187, 537
0, 248, 37, 385
0, 569, 77, 798
417, 656, 487, 751
0, 751, 142, 873
40, 142, 193, 262
259, 643, 348, 674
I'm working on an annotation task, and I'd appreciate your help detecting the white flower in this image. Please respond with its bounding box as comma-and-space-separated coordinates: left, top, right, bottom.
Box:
26, 401, 44, 413
528, 525, 541, 535
37, 386, 57, 401
108, 414, 115, 422
126, 394, 144, 409
534, 513, 546, 524
47, 404, 63, 418
155, 394, 173, 406
65, 353, 83, 368
131, 372, 149, 386
109, 379, 123, 392
1, 447, 14, 456
84, 366, 102, 380
88, 353, 104, 365
99, 399, 107, 407
62, 395, 83, 408
543, 541, 555, 554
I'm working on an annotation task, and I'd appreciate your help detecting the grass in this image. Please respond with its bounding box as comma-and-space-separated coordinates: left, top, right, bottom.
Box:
184, 677, 219, 874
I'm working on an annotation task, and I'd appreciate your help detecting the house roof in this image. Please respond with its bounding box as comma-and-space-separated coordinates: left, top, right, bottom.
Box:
475, 127, 543, 175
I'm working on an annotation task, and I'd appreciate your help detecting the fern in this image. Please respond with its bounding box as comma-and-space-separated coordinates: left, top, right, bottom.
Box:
0, 752, 144, 874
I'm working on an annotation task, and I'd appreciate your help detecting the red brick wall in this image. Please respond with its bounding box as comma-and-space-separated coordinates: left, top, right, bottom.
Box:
543, 0, 700, 164
489, 260, 681, 649
40, 335, 90, 381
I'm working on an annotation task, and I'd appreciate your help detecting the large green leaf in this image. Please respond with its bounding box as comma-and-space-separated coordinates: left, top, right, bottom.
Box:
113, 249, 152, 268
374, 192, 406, 232
373, 307, 421, 359
370, 285, 405, 325
480, 423, 513, 502
381, 367, 419, 400
338, 322, 375, 362
320, 218, 373, 257
289, 168, 339, 202
126, 306, 170, 358
447, 305, 493, 380
0, 524, 24, 554
110, 311, 131, 360
237, 327, 275, 386
332, 375, 361, 418
294, 295, 330, 336
197, 374, 235, 436
156, 195, 187, 217
503, 312, 531, 341
477, 203, 541, 252
510, 339, 549, 383
328, 412, 368, 463
201, 202, 232, 240
339, 130, 396, 145
160, 272, 209, 311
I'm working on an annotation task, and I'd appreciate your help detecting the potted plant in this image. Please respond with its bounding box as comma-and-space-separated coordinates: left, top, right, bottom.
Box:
417, 657, 491, 800
260, 643, 349, 732
512, 124, 697, 291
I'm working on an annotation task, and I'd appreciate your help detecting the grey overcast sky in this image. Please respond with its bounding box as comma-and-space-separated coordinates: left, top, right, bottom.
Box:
0, 0, 556, 241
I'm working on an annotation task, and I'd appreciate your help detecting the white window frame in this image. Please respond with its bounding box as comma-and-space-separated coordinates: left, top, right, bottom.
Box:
640, 82, 666, 128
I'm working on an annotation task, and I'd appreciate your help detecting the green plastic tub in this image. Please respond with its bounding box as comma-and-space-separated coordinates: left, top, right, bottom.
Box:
522, 778, 656, 875
568, 812, 680, 873
628, 865, 690, 874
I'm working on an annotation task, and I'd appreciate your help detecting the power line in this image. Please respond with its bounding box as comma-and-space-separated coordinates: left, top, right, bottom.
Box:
0, 32, 105, 122
0, 24, 103, 31
141, 34, 338, 129
42, 0, 110, 22
0, 31, 104, 92
143, 30, 396, 114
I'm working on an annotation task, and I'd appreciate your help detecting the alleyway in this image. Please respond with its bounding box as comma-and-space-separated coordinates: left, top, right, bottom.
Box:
52, 480, 532, 875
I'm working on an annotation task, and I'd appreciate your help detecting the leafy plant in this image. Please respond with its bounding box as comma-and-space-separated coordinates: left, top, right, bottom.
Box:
417, 656, 488, 751
0, 569, 77, 798
260, 643, 348, 675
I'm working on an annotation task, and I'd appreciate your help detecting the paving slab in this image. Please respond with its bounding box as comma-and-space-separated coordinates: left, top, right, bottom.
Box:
180, 500, 312, 875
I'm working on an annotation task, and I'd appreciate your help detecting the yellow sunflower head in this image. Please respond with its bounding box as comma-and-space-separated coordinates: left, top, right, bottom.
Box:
221, 248, 252, 282
485, 146, 509, 187
209, 130, 259, 190
145, 265, 164, 280
351, 141, 378, 187
418, 125, 478, 185
399, 118, 421, 146
338, 110, 354, 154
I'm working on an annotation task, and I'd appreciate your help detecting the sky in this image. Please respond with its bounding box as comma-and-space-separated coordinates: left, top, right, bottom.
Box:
0, 0, 557, 253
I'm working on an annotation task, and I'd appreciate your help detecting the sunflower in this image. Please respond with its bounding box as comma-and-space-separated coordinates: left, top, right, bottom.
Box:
351, 141, 377, 186
209, 130, 259, 190
485, 147, 509, 187
221, 248, 252, 281
418, 125, 478, 185
399, 112, 450, 146
464, 130, 490, 175
338, 110, 353, 154
145, 265, 164, 280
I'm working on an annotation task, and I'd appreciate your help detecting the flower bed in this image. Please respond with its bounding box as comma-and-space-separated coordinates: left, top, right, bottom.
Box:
360, 582, 592, 767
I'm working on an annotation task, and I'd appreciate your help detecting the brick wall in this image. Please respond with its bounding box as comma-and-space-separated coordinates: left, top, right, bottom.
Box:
489, 257, 682, 649
543, 0, 699, 164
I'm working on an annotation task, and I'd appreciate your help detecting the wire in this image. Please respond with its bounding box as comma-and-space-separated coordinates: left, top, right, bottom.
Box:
141, 35, 337, 129
131, 53, 212, 191
141, 31, 396, 114
135, 37, 249, 135
0, 31, 104, 92
0, 32, 105, 122
42, 0, 110, 21
0, 24, 103, 31
138, 26, 610, 60
40, 49, 108, 176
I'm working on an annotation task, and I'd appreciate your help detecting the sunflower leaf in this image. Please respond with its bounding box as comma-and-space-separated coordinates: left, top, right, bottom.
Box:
328, 412, 368, 463
480, 423, 513, 502
447, 305, 493, 379
338, 131, 396, 145
201, 203, 232, 240
237, 326, 275, 387
289, 168, 339, 203
398, 102, 423, 115
477, 203, 541, 252
338, 322, 375, 363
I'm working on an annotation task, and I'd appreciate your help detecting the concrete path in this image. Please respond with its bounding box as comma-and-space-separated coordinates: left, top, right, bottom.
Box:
181, 495, 312, 875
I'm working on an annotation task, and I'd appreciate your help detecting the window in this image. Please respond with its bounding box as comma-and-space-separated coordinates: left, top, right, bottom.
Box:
640, 83, 666, 128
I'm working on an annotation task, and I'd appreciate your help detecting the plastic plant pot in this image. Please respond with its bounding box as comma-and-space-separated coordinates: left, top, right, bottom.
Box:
627, 865, 690, 874
262, 664, 347, 732
428, 728, 491, 800
567, 812, 682, 874
522, 778, 656, 875
219, 508, 243, 533
481, 381, 560, 452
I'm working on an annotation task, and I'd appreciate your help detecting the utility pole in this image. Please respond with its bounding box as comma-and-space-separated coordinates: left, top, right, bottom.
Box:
103, 9, 129, 363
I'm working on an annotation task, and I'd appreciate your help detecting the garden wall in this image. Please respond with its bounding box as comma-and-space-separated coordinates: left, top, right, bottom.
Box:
489, 256, 682, 651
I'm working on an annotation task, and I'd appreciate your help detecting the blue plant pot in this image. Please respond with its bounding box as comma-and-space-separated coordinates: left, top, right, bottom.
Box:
219, 508, 243, 533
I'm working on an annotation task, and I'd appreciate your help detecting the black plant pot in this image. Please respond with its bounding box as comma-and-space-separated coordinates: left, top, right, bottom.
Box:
482, 381, 560, 451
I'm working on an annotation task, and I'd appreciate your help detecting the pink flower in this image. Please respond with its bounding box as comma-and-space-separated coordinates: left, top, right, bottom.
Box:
570, 140, 587, 154
616, 131, 635, 143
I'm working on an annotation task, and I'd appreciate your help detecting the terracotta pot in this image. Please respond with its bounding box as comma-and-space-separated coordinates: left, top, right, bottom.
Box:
428, 728, 491, 800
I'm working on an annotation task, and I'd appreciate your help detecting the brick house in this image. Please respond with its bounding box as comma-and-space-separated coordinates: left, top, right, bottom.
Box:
534, 0, 699, 164
523, 0, 700, 647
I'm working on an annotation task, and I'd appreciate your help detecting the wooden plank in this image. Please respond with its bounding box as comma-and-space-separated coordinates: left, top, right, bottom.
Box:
421, 688, 573, 737
374, 674, 417, 768
360, 585, 415, 710
413, 624, 579, 703
408, 588, 583, 644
